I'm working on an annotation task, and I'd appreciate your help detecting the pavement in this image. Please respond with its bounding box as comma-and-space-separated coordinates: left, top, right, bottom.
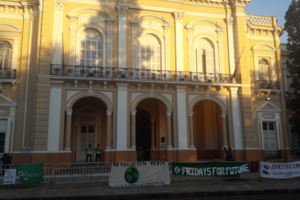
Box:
1, 178, 300, 200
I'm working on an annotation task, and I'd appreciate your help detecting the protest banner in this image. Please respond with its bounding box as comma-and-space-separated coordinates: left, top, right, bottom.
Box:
172, 162, 250, 176
3, 169, 16, 185
260, 161, 300, 179
15, 163, 43, 184
109, 161, 170, 187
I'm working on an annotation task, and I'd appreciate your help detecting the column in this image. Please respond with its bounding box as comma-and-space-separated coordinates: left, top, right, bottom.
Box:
176, 86, 188, 149
229, 87, 243, 150
116, 83, 128, 150
166, 111, 173, 148
225, 16, 236, 74
220, 112, 228, 148
173, 12, 185, 71
116, 4, 128, 68
47, 81, 63, 152
65, 109, 72, 151
106, 110, 113, 150
52, 0, 66, 64
130, 110, 137, 149
189, 111, 195, 148
151, 118, 155, 149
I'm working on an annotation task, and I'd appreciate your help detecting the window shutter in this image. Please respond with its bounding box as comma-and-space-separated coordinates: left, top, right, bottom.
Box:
206, 49, 214, 73
196, 48, 202, 73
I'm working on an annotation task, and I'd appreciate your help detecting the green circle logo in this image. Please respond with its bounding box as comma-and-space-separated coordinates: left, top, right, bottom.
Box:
124, 167, 139, 184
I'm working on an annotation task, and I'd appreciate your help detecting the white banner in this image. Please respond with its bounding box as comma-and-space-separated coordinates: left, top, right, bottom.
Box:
4, 169, 16, 185
109, 161, 170, 187
260, 161, 300, 179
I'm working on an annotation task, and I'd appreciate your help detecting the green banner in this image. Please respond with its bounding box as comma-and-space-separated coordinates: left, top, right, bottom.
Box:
172, 162, 250, 176
15, 163, 44, 184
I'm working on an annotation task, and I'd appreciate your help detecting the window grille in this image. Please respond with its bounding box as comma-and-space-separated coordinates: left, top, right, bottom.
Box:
0, 41, 12, 69
140, 34, 161, 70
259, 59, 270, 81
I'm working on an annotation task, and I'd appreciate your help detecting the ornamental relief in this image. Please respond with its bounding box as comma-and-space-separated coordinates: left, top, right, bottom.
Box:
79, 14, 105, 28
194, 25, 216, 37
139, 21, 163, 34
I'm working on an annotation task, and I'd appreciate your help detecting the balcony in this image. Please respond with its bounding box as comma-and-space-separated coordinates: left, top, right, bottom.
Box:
50, 64, 241, 84
264, 150, 282, 160
0, 68, 16, 79
255, 80, 281, 98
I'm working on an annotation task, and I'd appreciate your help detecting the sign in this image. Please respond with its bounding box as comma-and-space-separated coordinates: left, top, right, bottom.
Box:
250, 161, 259, 173
172, 162, 250, 176
14, 163, 44, 184
260, 161, 300, 179
109, 161, 170, 187
3, 169, 16, 185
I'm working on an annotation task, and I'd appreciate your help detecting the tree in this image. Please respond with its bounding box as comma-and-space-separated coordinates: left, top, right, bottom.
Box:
284, 0, 300, 135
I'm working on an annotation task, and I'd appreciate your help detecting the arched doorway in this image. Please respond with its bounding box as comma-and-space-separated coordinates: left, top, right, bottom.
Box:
193, 100, 223, 160
136, 109, 151, 160
133, 98, 169, 161
71, 97, 107, 162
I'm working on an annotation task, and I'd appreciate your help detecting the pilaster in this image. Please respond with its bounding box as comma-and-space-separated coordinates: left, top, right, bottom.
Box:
173, 12, 185, 71
117, 4, 128, 68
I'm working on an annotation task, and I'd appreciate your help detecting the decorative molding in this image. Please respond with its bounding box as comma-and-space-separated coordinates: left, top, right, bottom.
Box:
0, 110, 6, 114
256, 101, 282, 113
78, 14, 105, 28
194, 25, 217, 37
188, 111, 194, 117
139, 20, 163, 33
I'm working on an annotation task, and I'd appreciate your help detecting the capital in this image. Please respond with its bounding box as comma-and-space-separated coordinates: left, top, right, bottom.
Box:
131, 110, 137, 116
65, 109, 73, 116
189, 111, 194, 117
166, 111, 172, 116
116, 4, 128, 17
173, 12, 185, 23
220, 112, 227, 118
106, 110, 113, 116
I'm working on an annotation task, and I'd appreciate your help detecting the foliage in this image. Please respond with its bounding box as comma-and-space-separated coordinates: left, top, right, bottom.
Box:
284, 0, 300, 134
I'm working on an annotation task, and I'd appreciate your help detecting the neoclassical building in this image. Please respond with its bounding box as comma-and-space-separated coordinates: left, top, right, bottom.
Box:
0, 0, 290, 163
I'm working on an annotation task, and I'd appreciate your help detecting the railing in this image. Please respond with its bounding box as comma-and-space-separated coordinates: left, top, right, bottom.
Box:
280, 44, 287, 51
50, 64, 241, 84
265, 150, 282, 160
1, 161, 261, 186
0, 68, 16, 79
256, 80, 280, 89
249, 15, 272, 25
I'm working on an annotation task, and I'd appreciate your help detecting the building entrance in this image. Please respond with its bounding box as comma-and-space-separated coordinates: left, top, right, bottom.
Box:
136, 109, 151, 161
76, 125, 96, 162
193, 100, 223, 160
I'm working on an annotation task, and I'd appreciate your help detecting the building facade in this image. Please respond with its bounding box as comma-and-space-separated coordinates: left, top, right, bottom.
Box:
0, 0, 290, 164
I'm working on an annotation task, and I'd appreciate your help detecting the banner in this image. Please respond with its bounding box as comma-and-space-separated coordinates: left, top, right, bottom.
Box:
260, 161, 300, 179
15, 163, 44, 184
3, 169, 16, 185
172, 162, 250, 176
109, 161, 170, 187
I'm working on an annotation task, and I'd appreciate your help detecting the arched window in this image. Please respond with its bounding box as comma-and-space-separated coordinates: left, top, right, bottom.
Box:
195, 38, 214, 73
259, 59, 270, 80
140, 34, 161, 70
0, 41, 12, 69
80, 29, 103, 67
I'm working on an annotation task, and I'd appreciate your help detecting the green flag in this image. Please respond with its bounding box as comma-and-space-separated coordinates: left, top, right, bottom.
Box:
15, 163, 44, 184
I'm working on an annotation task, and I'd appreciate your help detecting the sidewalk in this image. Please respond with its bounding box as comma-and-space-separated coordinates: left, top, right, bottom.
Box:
1, 178, 300, 200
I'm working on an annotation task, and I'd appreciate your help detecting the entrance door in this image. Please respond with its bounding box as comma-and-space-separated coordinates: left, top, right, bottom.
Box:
136, 109, 151, 160
76, 125, 95, 162
262, 122, 277, 150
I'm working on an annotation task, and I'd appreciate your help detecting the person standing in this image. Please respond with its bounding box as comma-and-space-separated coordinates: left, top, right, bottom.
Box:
0, 153, 12, 176
95, 144, 102, 162
86, 144, 92, 162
